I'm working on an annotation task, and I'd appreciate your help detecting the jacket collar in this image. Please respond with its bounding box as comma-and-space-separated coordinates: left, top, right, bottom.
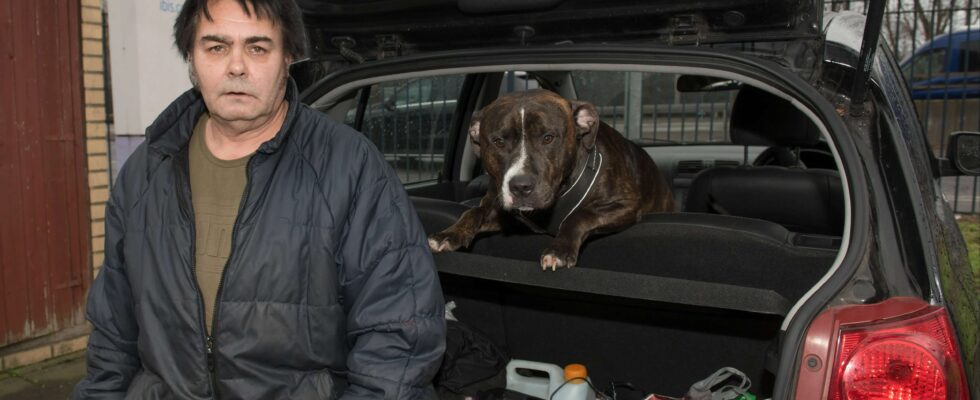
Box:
145, 78, 302, 158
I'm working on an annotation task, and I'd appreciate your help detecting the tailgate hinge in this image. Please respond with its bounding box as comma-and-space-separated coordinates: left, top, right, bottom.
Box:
669, 15, 704, 46
376, 34, 403, 60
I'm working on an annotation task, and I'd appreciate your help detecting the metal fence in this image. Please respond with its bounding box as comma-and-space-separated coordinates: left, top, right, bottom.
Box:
574, 71, 738, 145
353, 76, 462, 185
830, 0, 980, 213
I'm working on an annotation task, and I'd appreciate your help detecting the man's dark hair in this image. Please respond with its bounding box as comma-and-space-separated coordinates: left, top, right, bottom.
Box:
173, 0, 308, 62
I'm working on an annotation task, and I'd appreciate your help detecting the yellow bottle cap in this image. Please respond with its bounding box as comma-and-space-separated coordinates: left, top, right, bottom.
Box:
564, 363, 588, 381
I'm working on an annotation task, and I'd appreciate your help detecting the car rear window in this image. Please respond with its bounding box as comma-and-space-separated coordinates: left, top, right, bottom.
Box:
571, 70, 738, 145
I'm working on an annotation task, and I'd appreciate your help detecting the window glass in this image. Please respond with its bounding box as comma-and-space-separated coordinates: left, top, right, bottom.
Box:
356, 75, 465, 185
958, 40, 980, 72
571, 71, 737, 144
905, 49, 947, 81
500, 70, 540, 94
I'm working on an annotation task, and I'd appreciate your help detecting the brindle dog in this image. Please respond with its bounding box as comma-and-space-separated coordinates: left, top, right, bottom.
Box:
428, 89, 673, 270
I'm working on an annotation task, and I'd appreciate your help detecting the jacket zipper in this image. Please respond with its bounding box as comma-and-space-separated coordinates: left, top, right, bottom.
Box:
206, 156, 255, 399
176, 151, 218, 398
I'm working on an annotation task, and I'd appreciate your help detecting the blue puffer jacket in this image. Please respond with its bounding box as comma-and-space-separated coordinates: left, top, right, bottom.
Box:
72, 79, 446, 399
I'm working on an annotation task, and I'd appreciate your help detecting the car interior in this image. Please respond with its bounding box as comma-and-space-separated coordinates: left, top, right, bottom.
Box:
313, 66, 847, 397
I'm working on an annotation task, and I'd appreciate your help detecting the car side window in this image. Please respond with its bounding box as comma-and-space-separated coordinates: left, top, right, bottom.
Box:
571, 71, 737, 144
391, 79, 433, 107
958, 40, 980, 72
353, 75, 465, 185
905, 49, 948, 81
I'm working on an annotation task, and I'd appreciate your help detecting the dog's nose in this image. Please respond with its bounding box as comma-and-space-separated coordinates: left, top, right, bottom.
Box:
509, 175, 535, 197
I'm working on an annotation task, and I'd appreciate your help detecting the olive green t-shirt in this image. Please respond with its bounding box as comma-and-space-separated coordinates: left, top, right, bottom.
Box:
188, 114, 251, 334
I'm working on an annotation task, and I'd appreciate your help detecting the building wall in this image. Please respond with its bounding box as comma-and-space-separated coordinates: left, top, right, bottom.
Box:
106, 0, 191, 176
82, 0, 110, 279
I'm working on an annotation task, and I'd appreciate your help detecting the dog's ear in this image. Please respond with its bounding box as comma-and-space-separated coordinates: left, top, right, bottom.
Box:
570, 100, 599, 150
468, 111, 482, 158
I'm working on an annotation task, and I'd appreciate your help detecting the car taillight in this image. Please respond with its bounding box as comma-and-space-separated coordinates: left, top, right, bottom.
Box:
794, 297, 968, 400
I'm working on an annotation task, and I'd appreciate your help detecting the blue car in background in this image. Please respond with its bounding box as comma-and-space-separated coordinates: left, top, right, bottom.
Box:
901, 29, 980, 99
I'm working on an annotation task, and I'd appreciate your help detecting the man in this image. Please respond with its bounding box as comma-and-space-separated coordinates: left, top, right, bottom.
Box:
72, 0, 445, 398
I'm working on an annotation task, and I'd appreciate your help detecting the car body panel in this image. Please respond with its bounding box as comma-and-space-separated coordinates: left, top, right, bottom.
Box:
820, 12, 980, 397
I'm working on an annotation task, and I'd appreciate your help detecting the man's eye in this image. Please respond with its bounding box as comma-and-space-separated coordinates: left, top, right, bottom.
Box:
492, 137, 504, 147
207, 45, 226, 54
249, 46, 267, 55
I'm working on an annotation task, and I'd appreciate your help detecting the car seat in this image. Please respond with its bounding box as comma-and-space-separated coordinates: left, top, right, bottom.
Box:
684, 85, 845, 236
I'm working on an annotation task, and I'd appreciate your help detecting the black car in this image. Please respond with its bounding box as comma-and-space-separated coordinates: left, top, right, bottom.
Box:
294, 1, 980, 399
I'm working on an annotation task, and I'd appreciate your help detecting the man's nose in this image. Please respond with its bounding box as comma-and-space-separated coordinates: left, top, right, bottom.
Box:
227, 48, 246, 77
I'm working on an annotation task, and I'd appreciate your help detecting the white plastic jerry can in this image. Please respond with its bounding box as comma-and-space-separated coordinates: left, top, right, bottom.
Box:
505, 360, 595, 400
505, 360, 565, 399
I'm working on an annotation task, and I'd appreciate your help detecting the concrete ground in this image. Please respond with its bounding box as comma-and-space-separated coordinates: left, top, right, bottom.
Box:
943, 176, 980, 213
0, 351, 84, 400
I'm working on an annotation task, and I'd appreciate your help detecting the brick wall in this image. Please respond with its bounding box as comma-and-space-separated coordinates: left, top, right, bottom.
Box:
81, 0, 109, 278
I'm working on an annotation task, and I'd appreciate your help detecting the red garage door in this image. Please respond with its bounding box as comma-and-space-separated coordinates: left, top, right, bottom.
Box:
0, 0, 90, 346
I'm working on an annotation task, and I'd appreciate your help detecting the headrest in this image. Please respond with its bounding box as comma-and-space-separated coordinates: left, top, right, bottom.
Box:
730, 86, 821, 147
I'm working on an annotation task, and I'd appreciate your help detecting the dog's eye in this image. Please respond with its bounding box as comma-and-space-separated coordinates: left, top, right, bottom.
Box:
492, 137, 504, 147
542, 134, 555, 144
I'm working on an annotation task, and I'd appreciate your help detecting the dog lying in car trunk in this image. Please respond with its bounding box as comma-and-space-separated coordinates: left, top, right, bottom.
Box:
427, 89, 674, 269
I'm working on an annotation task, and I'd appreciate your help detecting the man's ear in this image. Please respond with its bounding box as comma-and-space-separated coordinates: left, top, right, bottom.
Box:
188, 62, 200, 90
468, 111, 482, 158
570, 100, 599, 150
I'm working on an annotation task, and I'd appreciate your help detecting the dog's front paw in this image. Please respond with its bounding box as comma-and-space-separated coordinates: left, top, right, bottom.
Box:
540, 245, 579, 271
427, 231, 469, 253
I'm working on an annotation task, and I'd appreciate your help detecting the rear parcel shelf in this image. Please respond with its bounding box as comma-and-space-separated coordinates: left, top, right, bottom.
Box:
433, 252, 793, 316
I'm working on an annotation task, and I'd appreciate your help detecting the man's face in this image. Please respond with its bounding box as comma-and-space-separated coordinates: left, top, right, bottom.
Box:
191, 0, 290, 126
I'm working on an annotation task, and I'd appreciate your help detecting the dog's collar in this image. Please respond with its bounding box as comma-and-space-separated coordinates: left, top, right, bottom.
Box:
514, 146, 603, 236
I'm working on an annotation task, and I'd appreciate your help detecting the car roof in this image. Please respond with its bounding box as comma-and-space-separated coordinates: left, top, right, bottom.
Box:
912, 29, 980, 54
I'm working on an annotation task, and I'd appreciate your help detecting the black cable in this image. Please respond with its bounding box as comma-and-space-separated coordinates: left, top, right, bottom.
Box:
549, 377, 608, 400
606, 380, 648, 400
